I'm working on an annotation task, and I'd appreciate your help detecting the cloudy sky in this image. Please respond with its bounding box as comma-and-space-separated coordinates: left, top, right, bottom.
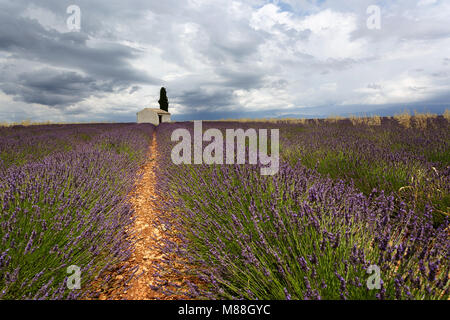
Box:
0, 0, 449, 122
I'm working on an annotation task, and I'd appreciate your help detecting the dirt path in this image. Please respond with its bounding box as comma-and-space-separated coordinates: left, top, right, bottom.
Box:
118, 132, 166, 299
95, 131, 190, 300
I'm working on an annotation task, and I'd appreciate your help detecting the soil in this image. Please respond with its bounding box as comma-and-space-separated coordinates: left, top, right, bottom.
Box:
92, 133, 170, 299
91, 132, 194, 300
119, 132, 165, 299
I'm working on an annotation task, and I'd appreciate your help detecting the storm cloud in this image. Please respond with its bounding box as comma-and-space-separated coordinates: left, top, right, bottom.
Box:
1, 68, 125, 108
0, 0, 449, 122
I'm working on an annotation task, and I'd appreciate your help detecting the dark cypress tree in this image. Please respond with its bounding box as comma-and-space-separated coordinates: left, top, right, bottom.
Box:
158, 87, 169, 112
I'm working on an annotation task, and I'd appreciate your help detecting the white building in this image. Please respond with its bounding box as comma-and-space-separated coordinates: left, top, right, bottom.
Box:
136, 108, 171, 125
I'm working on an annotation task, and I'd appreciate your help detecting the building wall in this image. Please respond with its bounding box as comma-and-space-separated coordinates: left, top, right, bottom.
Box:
161, 114, 171, 123
137, 110, 159, 125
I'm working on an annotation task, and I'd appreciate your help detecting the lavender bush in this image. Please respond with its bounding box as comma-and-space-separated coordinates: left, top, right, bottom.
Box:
0, 123, 153, 299
279, 117, 449, 224
152, 120, 449, 300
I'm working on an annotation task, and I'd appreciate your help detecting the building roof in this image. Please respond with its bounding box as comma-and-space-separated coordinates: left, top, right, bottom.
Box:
138, 108, 171, 115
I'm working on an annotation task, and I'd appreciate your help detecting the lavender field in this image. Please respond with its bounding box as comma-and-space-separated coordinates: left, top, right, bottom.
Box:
0, 123, 153, 299
152, 116, 449, 300
1, 115, 449, 300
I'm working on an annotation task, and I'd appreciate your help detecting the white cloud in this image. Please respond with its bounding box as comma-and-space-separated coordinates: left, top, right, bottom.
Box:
0, 0, 449, 121
418, 0, 438, 7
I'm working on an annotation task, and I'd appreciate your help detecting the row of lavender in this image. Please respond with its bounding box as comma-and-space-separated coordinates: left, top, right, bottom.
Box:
280, 117, 449, 223
0, 123, 153, 299
152, 119, 449, 300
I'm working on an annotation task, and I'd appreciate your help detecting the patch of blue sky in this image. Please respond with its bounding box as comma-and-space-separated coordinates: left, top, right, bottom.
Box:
270, 0, 294, 12
278, 0, 327, 16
